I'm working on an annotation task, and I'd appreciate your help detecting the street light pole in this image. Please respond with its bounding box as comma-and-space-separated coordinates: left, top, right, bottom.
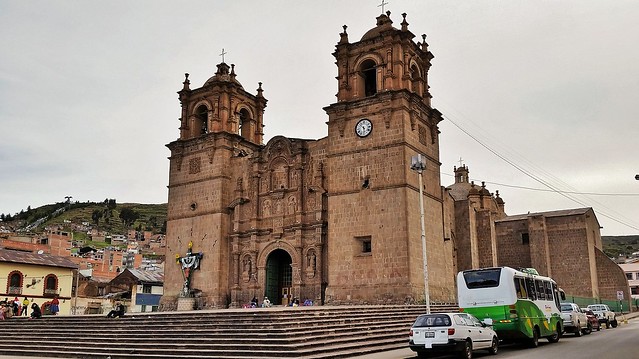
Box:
411, 154, 431, 314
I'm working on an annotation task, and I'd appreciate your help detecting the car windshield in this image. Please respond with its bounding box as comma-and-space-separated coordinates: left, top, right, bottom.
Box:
413, 314, 452, 327
560, 304, 573, 312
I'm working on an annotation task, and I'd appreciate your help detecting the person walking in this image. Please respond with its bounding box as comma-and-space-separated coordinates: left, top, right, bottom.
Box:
21, 297, 29, 316
50, 297, 60, 315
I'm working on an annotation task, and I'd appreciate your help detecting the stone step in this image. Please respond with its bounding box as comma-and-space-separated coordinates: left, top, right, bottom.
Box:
0, 304, 457, 358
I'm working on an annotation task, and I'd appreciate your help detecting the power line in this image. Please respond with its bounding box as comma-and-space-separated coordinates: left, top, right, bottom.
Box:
439, 110, 639, 232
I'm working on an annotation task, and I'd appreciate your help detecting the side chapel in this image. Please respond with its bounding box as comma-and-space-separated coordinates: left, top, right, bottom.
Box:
161, 11, 459, 310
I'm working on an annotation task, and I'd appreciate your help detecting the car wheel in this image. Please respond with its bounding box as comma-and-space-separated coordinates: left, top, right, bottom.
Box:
528, 327, 539, 348
583, 323, 592, 335
596, 325, 600, 331
575, 323, 582, 337
457, 340, 472, 359
547, 323, 561, 343
611, 319, 618, 328
488, 337, 498, 355
417, 352, 428, 359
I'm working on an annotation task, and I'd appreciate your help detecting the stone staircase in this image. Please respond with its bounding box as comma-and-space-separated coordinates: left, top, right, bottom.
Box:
0, 304, 457, 358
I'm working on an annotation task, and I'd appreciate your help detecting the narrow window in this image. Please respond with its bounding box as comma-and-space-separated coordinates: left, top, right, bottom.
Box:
521, 232, 530, 245
362, 240, 372, 253
239, 108, 250, 137
196, 105, 208, 134
143, 284, 152, 294
8, 272, 22, 294
361, 60, 377, 97
44, 274, 58, 297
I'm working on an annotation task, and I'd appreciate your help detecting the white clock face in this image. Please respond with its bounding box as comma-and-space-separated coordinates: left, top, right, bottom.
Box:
355, 119, 372, 137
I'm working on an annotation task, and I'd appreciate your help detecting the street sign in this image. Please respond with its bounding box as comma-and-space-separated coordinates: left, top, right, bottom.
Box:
617, 290, 624, 300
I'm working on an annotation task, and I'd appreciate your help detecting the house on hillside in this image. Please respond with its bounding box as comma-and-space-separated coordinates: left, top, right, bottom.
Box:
110, 268, 163, 312
0, 248, 77, 315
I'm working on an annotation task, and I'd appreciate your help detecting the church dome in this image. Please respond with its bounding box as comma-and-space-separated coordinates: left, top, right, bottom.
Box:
361, 12, 397, 41
204, 63, 243, 88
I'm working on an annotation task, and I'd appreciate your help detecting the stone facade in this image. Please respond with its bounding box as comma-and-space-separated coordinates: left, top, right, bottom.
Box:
161, 12, 457, 310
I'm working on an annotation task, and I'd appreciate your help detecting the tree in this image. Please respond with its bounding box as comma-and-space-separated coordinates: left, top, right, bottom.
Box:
119, 207, 139, 228
92, 209, 103, 227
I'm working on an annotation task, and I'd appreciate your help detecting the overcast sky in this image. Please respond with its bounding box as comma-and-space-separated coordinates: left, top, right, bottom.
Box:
1, 0, 638, 236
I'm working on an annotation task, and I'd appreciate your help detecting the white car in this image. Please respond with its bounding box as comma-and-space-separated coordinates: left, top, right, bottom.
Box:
409, 312, 498, 359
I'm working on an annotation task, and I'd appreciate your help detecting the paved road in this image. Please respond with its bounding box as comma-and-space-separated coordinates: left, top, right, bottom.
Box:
355, 316, 639, 359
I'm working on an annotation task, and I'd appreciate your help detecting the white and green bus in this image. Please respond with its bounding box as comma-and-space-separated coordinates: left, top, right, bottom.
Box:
457, 267, 563, 347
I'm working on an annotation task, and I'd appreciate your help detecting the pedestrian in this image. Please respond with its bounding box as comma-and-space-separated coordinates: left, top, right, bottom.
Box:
0, 304, 6, 320
12, 297, 19, 316
50, 297, 60, 315
22, 297, 29, 316
106, 301, 125, 318
262, 296, 271, 308
250, 296, 258, 308
30, 303, 42, 319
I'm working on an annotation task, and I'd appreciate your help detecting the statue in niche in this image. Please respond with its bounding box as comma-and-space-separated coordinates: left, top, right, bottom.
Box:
263, 200, 271, 217
308, 197, 316, 211
275, 200, 282, 215
306, 250, 316, 278
287, 196, 296, 215
242, 256, 253, 282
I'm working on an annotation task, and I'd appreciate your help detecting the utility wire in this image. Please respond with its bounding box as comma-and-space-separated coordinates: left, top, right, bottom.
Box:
439, 108, 639, 232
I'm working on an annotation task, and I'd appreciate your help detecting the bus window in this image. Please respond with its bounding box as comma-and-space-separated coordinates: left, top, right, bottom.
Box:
525, 278, 537, 300
552, 283, 562, 308
514, 277, 527, 299
463, 268, 501, 289
535, 280, 545, 300
545, 281, 553, 299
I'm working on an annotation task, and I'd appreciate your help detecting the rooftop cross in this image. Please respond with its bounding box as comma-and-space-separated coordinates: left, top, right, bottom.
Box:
220, 48, 227, 63
458, 157, 464, 167
378, 0, 388, 14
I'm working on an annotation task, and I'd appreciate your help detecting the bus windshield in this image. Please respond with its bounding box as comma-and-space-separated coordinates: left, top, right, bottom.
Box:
463, 268, 501, 289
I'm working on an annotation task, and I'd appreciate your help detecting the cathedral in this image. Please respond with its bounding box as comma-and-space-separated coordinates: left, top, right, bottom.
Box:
160, 11, 630, 310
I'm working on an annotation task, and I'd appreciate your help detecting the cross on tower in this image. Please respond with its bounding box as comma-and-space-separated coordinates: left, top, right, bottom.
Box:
378, 0, 388, 13
220, 48, 228, 63
458, 157, 464, 167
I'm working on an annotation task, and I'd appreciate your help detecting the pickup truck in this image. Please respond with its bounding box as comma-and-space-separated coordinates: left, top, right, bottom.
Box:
560, 302, 590, 336
587, 304, 618, 328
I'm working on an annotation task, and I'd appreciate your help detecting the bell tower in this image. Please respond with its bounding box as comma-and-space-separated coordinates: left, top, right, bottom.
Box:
163, 61, 267, 309
323, 11, 454, 304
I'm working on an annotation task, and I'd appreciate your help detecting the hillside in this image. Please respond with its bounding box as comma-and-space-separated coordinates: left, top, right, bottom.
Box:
602, 235, 639, 258
1, 200, 167, 240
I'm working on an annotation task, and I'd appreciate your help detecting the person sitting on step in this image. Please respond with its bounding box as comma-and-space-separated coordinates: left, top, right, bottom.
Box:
30, 303, 42, 319
262, 296, 271, 308
250, 296, 258, 308
106, 301, 125, 318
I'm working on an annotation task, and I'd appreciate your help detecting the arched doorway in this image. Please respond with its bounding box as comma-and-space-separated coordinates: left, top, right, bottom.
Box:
265, 249, 292, 305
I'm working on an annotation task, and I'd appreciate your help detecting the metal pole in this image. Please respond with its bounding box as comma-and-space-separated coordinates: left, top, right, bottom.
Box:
73, 269, 79, 315
411, 154, 430, 314
417, 169, 431, 314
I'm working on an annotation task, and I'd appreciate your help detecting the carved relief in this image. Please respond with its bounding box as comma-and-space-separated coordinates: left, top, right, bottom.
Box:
275, 199, 283, 215
263, 200, 272, 217
287, 196, 297, 215
418, 125, 428, 146
242, 255, 254, 282
306, 249, 317, 278
189, 157, 201, 174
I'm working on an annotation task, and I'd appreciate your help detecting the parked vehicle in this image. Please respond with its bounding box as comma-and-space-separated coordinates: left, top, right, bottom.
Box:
560, 302, 590, 336
582, 308, 601, 332
457, 267, 562, 348
587, 304, 618, 328
409, 312, 498, 359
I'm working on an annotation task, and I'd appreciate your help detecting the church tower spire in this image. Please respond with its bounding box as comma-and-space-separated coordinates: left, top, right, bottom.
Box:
323, 11, 450, 304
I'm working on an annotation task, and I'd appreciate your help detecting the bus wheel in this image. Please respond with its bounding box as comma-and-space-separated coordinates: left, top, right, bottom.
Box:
528, 327, 539, 348
547, 324, 561, 343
